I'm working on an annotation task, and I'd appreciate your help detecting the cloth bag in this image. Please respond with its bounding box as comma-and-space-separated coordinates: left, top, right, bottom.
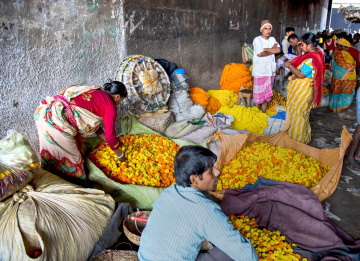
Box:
242, 43, 254, 63
0, 130, 36, 201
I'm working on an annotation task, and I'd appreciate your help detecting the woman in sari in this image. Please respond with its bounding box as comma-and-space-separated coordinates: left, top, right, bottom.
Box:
34, 81, 127, 180
284, 33, 325, 144
329, 38, 357, 113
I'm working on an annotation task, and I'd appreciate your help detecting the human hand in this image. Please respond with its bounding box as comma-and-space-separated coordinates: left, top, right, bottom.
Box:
272, 43, 279, 48
117, 155, 126, 163
284, 60, 291, 68
115, 149, 126, 162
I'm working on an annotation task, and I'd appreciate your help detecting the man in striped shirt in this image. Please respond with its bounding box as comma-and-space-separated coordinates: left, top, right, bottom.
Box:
138, 146, 258, 261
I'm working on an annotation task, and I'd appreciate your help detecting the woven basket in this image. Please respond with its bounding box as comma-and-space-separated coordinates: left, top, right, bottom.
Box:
114, 55, 171, 115
123, 211, 150, 246
123, 211, 213, 251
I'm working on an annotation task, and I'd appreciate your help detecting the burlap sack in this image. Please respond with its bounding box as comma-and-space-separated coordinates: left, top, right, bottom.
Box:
0, 168, 115, 261
138, 111, 175, 135
208, 126, 352, 202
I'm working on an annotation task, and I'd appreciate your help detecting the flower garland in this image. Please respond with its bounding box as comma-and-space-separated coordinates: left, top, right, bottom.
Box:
189, 87, 221, 115
189, 87, 210, 108
217, 142, 329, 191
89, 134, 180, 187
228, 215, 304, 261
220, 63, 253, 93
208, 90, 238, 108
206, 97, 221, 115
218, 105, 268, 134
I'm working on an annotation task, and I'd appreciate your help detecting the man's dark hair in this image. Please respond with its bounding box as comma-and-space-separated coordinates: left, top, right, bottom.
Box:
285, 27, 295, 33
288, 33, 298, 42
174, 145, 217, 187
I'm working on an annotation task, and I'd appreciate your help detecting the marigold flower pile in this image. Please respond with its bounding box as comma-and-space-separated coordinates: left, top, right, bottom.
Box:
267, 90, 287, 112
228, 215, 305, 261
322, 86, 330, 95
208, 90, 238, 108
218, 105, 268, 134
189, 87, 221, 115
217, 142, 329, 190
220, 63, 253, 93
89, 134, 180, 187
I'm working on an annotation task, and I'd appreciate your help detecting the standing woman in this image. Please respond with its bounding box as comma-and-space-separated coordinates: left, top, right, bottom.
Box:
284, 33, 325, 144
329, 38, 357, 113
34, 81, 127, 180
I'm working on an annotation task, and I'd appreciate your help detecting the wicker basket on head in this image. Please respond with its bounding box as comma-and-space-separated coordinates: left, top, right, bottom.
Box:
114, 55, 171, 116
123, 211, 213, 251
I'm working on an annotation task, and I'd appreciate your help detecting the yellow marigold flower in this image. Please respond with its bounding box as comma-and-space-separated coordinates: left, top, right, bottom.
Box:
217, 142, 329, 191
228, 214, 301, 261
219, 105, 268, 134
208, 90, 238, 108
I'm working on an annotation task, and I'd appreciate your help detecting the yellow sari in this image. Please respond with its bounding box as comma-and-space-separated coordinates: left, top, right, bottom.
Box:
286, 59, 314, 144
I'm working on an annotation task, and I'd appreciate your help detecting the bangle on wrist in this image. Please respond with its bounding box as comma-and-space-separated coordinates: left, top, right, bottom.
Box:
117, 152, 124, 159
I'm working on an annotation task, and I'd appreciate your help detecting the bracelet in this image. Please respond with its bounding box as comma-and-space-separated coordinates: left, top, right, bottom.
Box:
117, 152, 124, 159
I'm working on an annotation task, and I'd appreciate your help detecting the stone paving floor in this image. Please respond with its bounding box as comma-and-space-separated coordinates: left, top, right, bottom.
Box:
308, 99, 360, 240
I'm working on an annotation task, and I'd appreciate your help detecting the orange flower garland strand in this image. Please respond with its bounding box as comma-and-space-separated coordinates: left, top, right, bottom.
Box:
189, 87, 210, 108
89, 134, 180, 188
189, 87, 221, 115
217, 142, 329, 191
220, 63, 253, 93
206, 97, 221, 115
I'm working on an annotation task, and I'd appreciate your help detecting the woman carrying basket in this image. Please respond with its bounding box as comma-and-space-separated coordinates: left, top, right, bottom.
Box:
284, 33, 325, 144
34, 81, 127, 180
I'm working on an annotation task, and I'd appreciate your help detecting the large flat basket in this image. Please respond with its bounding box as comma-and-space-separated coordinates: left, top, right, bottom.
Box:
114, 55, 171, 115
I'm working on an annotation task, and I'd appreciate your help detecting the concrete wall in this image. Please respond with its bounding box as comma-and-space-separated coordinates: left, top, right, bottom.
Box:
0, 0, 330, 152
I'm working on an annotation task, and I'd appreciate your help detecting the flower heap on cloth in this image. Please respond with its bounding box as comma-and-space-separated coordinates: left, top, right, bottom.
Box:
218, 106, 268, 134
217, 142, 329, 190
208, 90, 238, 108
220, 63, 253, 93
266, 90, 286, 112
189, 87, 221, 115
228, 215, 303, 261
89, 134, 180, 188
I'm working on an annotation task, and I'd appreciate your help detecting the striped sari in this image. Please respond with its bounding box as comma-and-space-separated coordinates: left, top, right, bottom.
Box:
286, 58, 315, 144
329, 49, 357, 112
34, 85, 103, 180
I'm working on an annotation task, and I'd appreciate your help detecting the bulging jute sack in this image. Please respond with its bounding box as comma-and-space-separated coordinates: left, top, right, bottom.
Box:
0, 168, 115, 261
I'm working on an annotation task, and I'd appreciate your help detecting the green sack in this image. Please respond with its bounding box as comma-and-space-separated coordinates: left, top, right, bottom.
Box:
86, 114, 196, 210
165, 119, 205, 139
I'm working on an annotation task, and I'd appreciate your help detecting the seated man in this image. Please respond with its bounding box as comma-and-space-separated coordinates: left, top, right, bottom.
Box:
281, 27, 295, 54
138, 146, 258, 261
288, 34, 302, 56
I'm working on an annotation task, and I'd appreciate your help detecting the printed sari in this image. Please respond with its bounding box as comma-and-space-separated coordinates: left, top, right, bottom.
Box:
329, 50, 357, 113
34, 85, 103, 180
